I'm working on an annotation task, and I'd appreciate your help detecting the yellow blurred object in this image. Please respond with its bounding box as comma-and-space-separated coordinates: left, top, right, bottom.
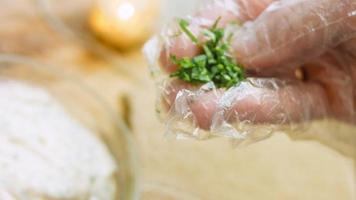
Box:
89, 0, 160, 50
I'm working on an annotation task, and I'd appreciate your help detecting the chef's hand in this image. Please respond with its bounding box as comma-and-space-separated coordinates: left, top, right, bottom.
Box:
160, 0, 356, 129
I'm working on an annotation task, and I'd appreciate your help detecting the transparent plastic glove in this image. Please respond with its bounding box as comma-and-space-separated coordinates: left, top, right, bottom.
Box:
145, 0, 356, 144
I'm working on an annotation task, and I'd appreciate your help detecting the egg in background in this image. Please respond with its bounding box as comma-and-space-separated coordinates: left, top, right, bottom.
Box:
89, 0, 160, 50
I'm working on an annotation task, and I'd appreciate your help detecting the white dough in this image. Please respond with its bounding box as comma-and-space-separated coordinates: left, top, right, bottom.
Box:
0, 80, 117, 200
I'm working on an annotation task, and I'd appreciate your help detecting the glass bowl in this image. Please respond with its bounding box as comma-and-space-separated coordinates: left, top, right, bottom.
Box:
0, 54, 138, 200
36, 0, 160, 54
37, 0, 113, 55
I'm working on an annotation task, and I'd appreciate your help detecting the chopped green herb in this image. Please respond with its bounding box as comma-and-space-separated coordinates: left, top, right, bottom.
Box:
170, 18, 245, 89
179, 19, 198, 44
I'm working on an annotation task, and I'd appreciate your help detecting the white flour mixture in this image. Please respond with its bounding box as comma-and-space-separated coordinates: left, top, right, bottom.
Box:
0, 80, 117, 199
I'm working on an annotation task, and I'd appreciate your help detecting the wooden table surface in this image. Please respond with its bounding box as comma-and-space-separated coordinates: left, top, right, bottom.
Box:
0, 1, 355, 199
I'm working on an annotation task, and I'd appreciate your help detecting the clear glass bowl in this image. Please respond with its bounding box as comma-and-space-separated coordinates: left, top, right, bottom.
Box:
0, 54, 138, 200
37, 0, 113, 55
36, 0, 160, 54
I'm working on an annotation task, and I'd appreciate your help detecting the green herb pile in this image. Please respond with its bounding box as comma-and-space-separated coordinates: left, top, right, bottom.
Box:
170, 18, 245, 89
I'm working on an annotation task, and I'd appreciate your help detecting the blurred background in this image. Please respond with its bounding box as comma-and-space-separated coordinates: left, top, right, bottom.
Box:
0, 0, 354, 199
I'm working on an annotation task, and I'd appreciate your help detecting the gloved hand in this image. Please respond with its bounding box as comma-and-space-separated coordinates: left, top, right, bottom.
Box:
152, 0, 356, 139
